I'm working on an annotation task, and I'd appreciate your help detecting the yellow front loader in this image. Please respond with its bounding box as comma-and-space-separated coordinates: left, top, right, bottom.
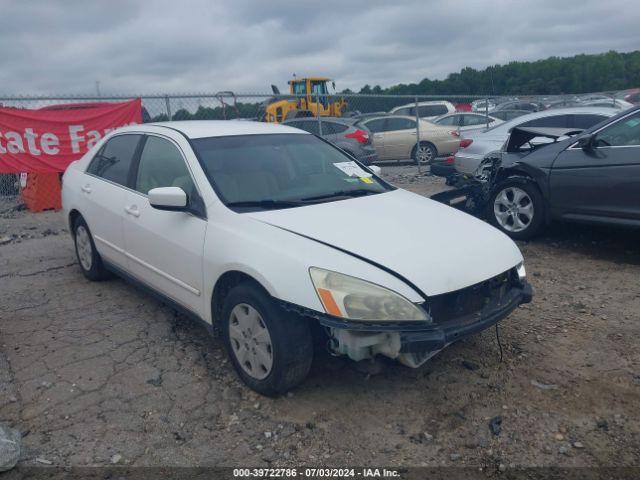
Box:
260, 77, 347, 123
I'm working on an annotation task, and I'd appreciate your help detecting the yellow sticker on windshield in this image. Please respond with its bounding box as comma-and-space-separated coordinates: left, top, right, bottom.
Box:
360, 177, 374, 184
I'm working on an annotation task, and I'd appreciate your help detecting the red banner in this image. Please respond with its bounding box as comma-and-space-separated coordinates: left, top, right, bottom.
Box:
0, 99, 142, 173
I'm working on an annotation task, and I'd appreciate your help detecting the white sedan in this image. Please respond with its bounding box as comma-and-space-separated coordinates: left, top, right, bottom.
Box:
62, 120, 532, 395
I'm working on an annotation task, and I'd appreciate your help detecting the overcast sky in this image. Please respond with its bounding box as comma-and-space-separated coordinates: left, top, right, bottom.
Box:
1, 0, 638, 96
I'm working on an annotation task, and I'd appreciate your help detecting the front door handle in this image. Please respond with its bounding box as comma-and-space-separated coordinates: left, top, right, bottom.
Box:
81, 184, 92, 194
124, 205, 140, 217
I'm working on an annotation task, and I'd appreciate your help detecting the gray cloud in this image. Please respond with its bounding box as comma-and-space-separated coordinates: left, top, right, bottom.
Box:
0, 0, 638, 95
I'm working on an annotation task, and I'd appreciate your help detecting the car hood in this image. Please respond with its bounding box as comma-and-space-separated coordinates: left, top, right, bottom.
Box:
247, 189, 523, 297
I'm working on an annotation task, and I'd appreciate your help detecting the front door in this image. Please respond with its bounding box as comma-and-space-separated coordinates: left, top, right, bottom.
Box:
122, 134, 207, 311
363, 118, 388, 160
550, 110, 640, 222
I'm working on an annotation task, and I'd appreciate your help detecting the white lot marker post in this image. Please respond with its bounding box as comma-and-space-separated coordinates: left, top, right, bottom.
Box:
485, 96, 489, 129
165, 95, 172, 121
415, 96, 421, 174
316, 92, 323, 136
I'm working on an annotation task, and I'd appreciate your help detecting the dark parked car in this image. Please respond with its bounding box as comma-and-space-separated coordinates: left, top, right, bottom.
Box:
283, 117, 378, 165
492, 101, 543, 113
434, 106, 640, 239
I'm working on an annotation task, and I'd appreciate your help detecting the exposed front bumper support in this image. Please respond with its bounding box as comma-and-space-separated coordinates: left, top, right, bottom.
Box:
281, 281, 532, 366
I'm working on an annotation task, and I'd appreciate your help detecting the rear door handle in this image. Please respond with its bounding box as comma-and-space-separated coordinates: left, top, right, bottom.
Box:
81, 184, 92, 194
124, 205, 140, 217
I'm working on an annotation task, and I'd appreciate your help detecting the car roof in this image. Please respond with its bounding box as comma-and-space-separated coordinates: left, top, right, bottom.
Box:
437, 112, 489, 118
490, 106, 619, 130
284, 116, 358, 125
391, 100, 454, 109
145, 120, 308, 139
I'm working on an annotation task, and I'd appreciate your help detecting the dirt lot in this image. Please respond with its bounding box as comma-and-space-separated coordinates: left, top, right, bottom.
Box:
1, 166, 639, 472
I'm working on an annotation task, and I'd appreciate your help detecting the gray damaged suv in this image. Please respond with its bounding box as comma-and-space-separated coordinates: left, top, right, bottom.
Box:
283, 117, 378, 165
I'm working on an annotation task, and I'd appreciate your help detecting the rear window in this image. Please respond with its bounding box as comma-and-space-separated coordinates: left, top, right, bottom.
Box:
295, 122, 320, 135
520, 115, 569, 128
322, 122, 349, 135
570, 114, 608, 129
418, 105, 448, 117
87, 134, 141, 186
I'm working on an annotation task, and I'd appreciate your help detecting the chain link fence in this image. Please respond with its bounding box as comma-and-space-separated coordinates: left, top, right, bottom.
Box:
1, 89, 638, 213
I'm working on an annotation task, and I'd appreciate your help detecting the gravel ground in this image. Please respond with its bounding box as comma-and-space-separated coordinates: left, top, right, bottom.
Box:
1, 166, 639, 472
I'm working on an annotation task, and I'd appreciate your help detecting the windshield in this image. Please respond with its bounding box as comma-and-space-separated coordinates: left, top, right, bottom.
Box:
192, 134, 392, 211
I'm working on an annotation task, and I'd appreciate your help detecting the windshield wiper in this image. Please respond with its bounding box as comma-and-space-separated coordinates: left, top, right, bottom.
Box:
226, 199, 305, 210
300, 189, 379, 202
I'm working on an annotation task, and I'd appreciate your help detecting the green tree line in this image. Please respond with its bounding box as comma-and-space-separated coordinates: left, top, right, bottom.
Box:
357, 50, 640, 96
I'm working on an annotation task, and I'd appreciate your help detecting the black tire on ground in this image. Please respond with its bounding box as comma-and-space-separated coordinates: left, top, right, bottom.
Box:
220, 282, 313, 396
412, 142, 437, 165
487, 177, 546, 240
72, 216, 111, 281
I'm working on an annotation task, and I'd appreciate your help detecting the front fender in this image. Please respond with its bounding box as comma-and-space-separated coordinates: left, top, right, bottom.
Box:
498, 164, 552, 223
201, 209, 424, 323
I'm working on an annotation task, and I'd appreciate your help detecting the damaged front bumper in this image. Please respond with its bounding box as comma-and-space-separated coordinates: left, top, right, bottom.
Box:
283, 277, 532, 368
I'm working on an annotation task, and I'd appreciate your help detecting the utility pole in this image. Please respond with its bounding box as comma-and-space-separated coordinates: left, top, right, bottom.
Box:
95, 80, 101, 97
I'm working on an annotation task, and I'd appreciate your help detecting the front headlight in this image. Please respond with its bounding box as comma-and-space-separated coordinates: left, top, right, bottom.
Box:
309, 267, 429, 322
517, 262, 526, 281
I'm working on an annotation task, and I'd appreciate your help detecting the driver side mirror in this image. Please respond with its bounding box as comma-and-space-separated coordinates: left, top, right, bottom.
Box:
369, 165, 382, 175
148, 187, 187, 211
577, 134, 595, 150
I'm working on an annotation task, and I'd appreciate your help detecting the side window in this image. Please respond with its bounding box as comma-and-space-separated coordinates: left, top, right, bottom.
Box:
594, 112, 640, 147
570, 114, 608, 129
521, 115, 569, 128
87, 134, 141, 186
394, 107, 412, 116
386, 118, 416, 131
436, 115, 457, 126
363, 119, 386, 133
135, 136, 196, 196
465, 115, 489, 126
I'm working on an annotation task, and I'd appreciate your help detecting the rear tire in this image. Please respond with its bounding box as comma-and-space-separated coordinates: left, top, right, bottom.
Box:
487, 178, 545, 240
73, 216, 110, 281
221, 282, 313, 396
412, 142, 437, 165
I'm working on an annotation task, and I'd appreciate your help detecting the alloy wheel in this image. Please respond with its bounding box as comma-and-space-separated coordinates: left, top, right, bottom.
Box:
493, 187, 534, 232
228, 303, 274, 380
416, 145, 434, 163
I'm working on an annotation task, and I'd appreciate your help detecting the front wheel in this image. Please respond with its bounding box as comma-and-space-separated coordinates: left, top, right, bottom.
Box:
412, 142, 437, 165
487, 178, 545, 239
221, 282, 313, 396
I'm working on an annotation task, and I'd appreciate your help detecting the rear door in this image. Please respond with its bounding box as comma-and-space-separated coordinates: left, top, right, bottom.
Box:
82, 133, 143, 268
549, 110, 640, 222
383, 117, 417, 160
362, 118, 388, 159
122, 134, 207, 311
